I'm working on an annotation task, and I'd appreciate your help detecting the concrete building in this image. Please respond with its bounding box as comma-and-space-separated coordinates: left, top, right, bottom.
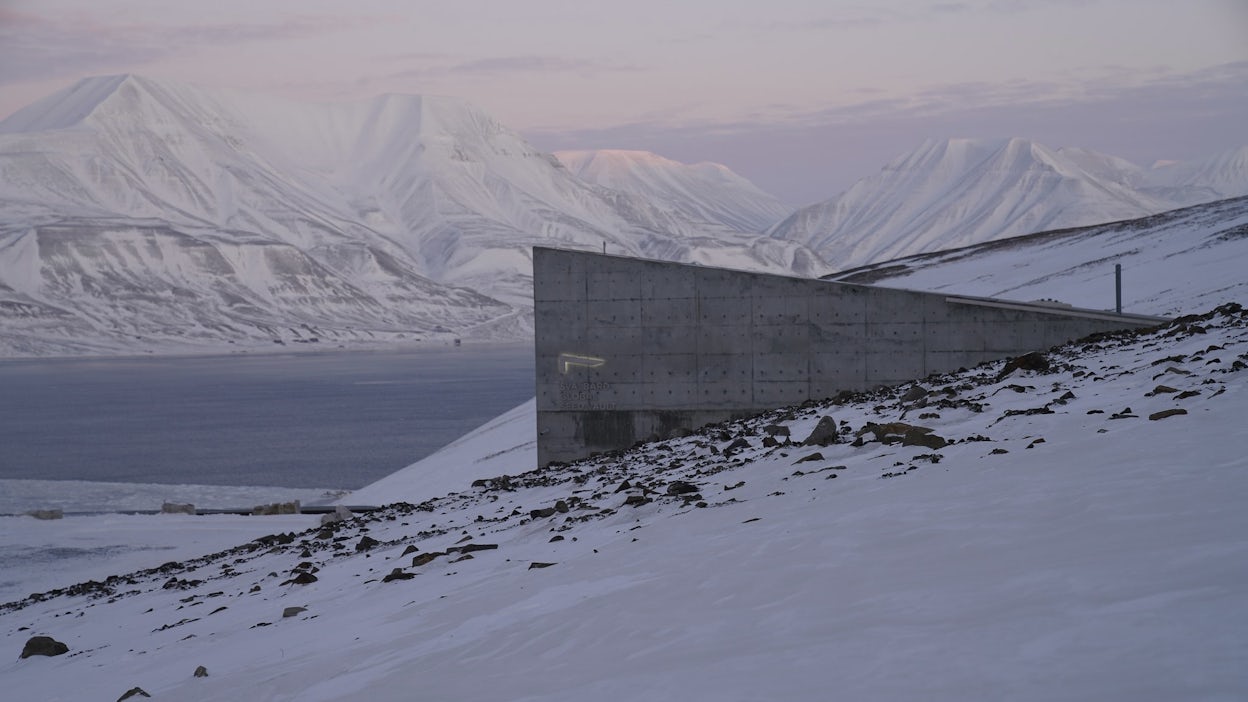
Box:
533, 247, 1164, 466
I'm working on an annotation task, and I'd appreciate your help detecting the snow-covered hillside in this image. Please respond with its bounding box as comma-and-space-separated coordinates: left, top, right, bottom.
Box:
828, 195, 1248, 317
555, 149, 792, 232
0, 75, 825, 356
3, 303, 1246, 701
770, 137, 1248, 270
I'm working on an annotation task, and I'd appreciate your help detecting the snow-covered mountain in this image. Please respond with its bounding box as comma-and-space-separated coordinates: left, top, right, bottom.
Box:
769, 137, 1248, 270
1138, 145, 1248, 205
0, 75, 826, 355
826, 195, 1248, 317
3, 303, 1246, 700
555, 149, 793, 232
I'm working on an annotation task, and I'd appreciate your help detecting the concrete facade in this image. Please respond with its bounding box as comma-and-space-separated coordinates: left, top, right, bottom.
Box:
534, 247, 1164, 466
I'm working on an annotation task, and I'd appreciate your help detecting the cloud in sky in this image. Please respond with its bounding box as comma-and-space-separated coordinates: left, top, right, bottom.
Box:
446, 55, 642, 78
0, 0, 1244, 204
526, 61, 1248, 206
0, 8, 374, 85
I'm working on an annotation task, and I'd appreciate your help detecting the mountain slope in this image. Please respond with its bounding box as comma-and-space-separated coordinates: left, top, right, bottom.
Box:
0, 76, 830, 355
3, 304, 1246, 700
0, 76, 826, 316
555, 149, 793, 232
769, 137, 1247, 270
826, 196, 1248, 317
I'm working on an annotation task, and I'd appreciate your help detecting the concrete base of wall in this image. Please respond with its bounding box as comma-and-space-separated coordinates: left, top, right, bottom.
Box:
534, 247, 1165, 466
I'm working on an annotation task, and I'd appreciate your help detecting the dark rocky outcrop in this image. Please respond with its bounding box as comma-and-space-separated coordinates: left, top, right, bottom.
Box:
666, 481, 699, 496
20, 635, 68, 659
411, 552, 445, 567
382, 568, 415, 582
802, 416, 840, 446
997, 351, 1050, 380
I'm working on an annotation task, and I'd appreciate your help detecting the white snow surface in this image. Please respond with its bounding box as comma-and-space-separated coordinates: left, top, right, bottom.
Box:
829, 195, 1248, 317
770, 137, 1248, 270
3, 304, 1247, 701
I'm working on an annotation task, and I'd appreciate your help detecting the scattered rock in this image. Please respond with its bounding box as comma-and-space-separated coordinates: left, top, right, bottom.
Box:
382, 568, 415, 582
901, 385, 928, 402
1148, 385, 1179, 396
282, 606, 307, 618
20, 635, 68, 659
614, 480, 632, 493
26, 509, 63, 520
285, 572, 318, 586
802, 416, 841, 446
555, 500, 570, 513
452, 543, 499, 554
401, 545, 419, 557
901, 430, 947, 449
1110, 407, 1137, 419
666, 481, 699, 496
1026, 438, 1045, 449
761, 436, 780, 448
355, 535, 380, 552
990, 448, 1009, 455
1149, 408, 1188, 421
1176, 390, 1201, 400
528, 562, 557, 570
411, 552, 444, 567
623, 494, 652, 508
997, 351, 1049, 379
117, 687, 151, 701
194, 665, 209, 678
530, 507, 558, 519
763, 424, 790, 437
794, 451, 824, 464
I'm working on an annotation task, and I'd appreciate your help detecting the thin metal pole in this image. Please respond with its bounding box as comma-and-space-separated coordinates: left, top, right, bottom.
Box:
1115, 264, 1122, 314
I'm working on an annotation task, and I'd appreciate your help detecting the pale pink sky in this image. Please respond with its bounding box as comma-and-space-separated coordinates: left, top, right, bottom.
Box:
1, 0, 1245, 205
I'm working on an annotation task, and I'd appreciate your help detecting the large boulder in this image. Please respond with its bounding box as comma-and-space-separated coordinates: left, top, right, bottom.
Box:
802, 416, 841, 446
20, 635, 68, 659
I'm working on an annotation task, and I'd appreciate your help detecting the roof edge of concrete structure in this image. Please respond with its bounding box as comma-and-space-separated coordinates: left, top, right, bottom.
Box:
531, 246, 1171, 325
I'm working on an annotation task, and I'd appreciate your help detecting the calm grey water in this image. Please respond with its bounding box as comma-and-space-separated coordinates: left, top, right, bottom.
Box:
0, 345, 534, 490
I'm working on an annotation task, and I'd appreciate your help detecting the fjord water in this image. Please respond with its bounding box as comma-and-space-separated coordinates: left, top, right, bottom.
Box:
0, 345, 534, 495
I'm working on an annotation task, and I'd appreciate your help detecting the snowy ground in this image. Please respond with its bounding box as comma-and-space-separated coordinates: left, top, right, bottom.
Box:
2, 305, 1246, 701
829, 196, 1248, 317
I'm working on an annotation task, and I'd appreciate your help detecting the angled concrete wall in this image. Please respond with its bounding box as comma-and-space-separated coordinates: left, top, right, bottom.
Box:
533, 247, 1164, 466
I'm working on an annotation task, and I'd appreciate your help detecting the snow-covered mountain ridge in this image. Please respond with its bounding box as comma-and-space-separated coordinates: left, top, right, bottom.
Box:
3, 303, 1246, 700
0, 75, 823, 356
827, 195, 1248, 317
771, 137, 1248, 270
555, 149, 793, 232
